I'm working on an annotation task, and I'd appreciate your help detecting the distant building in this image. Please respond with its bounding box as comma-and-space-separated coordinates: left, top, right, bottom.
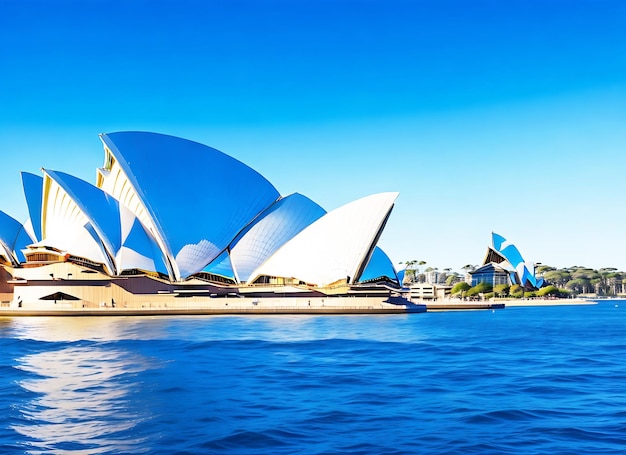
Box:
469, 263, 511, 287
409, 283, 452, 300
470, 232, 544, 289
424, 270, 439, 284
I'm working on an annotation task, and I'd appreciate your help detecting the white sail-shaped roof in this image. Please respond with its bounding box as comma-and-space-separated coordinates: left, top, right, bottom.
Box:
247, 192, 398, 287
97, 131, 281, 281
0, 209, 34, 265
229, 193, 326, 283
117, 209, 168, 274
202, 250, 236, 281
358, 246, 400, 284
40, 170, 113, 273
21, 172, 44, 242
42, 170, 166, 275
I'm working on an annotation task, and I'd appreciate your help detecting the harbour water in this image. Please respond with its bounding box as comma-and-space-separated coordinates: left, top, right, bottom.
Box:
1, 300, 625, 454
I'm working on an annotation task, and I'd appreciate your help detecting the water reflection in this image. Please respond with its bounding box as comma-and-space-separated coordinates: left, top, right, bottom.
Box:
5, 316, 169, 342
2, 313, 425, 345
3, 313, 426, 454
12, 319, 158, 454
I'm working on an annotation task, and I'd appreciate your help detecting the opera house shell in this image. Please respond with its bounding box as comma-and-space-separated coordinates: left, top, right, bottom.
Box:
474, 232, 545, 289
0, 132, 409, 313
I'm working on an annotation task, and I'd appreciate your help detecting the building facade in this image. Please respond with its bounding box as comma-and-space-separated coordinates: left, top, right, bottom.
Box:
470, 232, 544, 289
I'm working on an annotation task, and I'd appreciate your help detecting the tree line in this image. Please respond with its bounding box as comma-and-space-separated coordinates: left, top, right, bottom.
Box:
401, 261, 626, 298
536, 265, 625, 296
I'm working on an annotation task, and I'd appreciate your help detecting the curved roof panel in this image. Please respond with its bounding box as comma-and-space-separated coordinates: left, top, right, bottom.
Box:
21, 172, 43, 242
41, 171, 115, 272
491, 232, 540, 289
203, 250, 236, 280
358, 246, 399, 284
117, 211, 168, 274
0, 210, 33, 264
248, 192, 399, 287
45, 170, 122, 264
99, 132, 281, 280
44, 170, 165, 275
229, 193, 326, 283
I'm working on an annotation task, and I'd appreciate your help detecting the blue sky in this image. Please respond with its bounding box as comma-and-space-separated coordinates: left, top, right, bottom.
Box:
1, 0, 625, 272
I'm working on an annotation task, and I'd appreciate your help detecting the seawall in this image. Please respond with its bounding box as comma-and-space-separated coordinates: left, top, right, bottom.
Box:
0, 296, 427, 316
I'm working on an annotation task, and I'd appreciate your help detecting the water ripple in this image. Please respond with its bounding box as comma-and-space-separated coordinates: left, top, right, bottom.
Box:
9, 344, 159, 454
1, 303, 625, 454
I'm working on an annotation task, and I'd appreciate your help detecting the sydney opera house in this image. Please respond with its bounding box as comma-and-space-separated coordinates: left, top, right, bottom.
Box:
0, 132, 420, 314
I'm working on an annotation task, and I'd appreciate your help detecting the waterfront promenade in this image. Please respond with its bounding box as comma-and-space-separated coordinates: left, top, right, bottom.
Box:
421, 298, 592, 311
0, 296, 427, 316
495, 298, 595, 306
0, 296, 594, 316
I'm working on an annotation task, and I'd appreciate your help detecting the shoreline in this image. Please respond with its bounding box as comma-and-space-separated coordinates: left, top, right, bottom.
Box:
0, 296, 427, 317
420, 298, 593, 311
0, 297, 602, 317
0, 306, 425, 317
496, 298, 595, 306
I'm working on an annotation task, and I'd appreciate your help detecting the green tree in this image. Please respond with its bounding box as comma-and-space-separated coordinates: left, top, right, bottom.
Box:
607, 271, 624, 295
510, 284, 524, 298
399, 260, 418, 283
536, 265, 555, 274
465, 282, 492, 298
571, 268, 599, 294
536, 285, 559, 297
598, 268, 617, 295
543, 270, 571, 288
565, 278, 587, 294
493, 284, 510, 297
451, 282, 470, 296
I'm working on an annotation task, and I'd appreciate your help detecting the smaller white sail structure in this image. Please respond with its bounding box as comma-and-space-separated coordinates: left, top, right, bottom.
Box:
247, 192, 399, 287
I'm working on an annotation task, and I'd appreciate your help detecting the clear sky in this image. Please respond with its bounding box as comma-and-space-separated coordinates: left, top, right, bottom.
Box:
1, 0, 625, 273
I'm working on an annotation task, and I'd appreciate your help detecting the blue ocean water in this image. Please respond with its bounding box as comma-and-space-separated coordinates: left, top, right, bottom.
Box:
1, 301, 625, 454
